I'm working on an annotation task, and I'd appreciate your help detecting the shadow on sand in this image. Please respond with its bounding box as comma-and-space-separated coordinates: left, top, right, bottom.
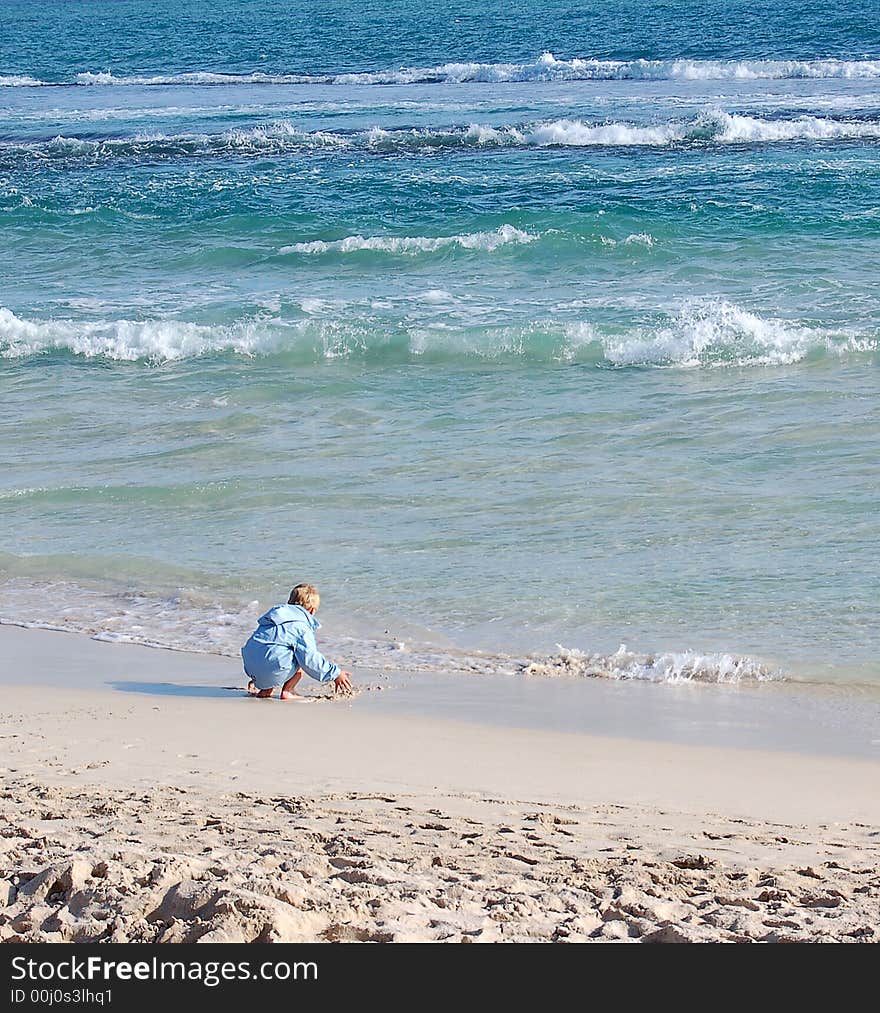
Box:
108, 681, 244, 699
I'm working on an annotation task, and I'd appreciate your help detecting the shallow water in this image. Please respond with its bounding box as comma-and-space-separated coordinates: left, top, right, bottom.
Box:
1, 1, 879, 693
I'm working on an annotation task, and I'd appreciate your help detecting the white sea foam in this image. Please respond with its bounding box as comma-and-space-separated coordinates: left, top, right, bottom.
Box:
525, 119, 678, 146
667, 57, 880, 81
0, 307, 278, 362
222, 121, 350, 150
623, 233, 656, 247
417, 289, 456, 304
464, 123, 513, 145
0, 574, 783, 687
9, 111, 880, 167
298, 297, 334, 314
712, 111, 880, 143
524, 111, 880, 147
5, 54, 880, 87
72, 70, 308, 86
279, 224, 538, 256
524, 644, 778, 684
0, 74, 44, 86
2, 122, 352, 163
596, 232, 656, 250
0, 578, 518, 678
2, 300, 876, 367
599, 299, 878, 367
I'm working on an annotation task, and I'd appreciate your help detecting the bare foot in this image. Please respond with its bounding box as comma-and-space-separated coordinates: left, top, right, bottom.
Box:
247, 680, 259, 696
256, 688, 274, 699
280, 691, 314, 702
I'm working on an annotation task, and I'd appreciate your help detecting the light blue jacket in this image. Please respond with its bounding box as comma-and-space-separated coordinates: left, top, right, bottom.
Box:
241, 603, 340, 689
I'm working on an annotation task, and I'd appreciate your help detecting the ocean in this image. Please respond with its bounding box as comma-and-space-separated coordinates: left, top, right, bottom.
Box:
2, 0, 879, 699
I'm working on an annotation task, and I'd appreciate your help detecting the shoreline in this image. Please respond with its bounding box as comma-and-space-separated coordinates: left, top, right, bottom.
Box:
4, 572, 880, 698
2, 623, 879, 761
1, 625, 877, 942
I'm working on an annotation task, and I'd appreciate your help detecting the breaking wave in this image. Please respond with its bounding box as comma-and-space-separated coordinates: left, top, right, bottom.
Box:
7, 111, 880, 167
279, 224, 537, 256
599, 300, 879, 367
1, 300, 875, 367
0, 74, 44, 87
524, 645, 778, 684
5, 54, 880, 87
0, 575, 780, 686
0, 308, 280, 362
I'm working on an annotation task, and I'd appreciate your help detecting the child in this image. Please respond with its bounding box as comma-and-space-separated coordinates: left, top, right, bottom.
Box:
241, 584, 353, 699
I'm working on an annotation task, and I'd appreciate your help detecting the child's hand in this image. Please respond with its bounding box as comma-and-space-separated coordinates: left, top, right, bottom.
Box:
334, 671, 353, 695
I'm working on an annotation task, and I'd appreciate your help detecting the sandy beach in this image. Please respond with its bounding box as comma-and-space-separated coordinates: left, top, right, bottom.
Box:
0, 625, 877, 943
4, 0, 880, 958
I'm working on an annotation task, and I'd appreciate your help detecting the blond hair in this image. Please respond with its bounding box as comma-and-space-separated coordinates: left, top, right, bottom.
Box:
288, 583, 320, 611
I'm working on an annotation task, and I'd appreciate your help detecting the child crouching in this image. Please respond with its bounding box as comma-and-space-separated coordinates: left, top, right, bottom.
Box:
241, 584, 353, 699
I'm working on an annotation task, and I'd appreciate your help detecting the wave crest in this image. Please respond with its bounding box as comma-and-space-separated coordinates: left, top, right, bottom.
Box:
1, 300, 875, 367
0, 74, 43, 87
0, 307, 276, 362
7, 111, 880, 168
279, 224, 537, 256
603, 299, 878, 367
6, 54, 880, 87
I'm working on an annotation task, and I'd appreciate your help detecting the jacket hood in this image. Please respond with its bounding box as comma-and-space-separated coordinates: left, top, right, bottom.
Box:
257, 603, 321, 630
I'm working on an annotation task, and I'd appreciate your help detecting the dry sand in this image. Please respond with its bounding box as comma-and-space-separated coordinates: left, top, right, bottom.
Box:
0, 626, 878, 942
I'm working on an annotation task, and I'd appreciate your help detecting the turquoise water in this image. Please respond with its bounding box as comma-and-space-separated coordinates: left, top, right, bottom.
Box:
1, 1, 879, 689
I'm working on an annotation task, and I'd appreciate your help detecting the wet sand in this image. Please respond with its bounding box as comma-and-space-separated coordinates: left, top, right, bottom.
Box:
0, 625, 877, 942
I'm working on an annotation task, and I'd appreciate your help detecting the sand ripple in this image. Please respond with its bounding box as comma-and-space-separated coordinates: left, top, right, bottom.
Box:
1, 781, 877, 943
